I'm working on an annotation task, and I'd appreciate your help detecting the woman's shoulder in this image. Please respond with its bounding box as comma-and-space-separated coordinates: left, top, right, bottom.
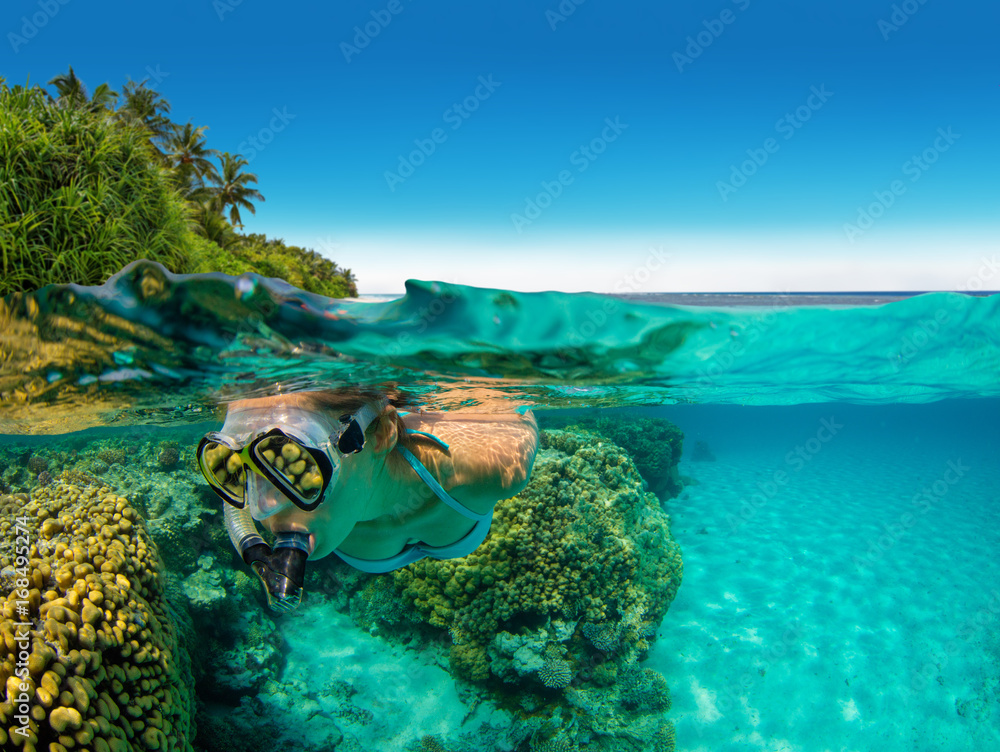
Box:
393, 409, 539, 513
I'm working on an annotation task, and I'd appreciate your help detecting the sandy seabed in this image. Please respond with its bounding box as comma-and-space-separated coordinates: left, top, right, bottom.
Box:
650, 417, 1000, 752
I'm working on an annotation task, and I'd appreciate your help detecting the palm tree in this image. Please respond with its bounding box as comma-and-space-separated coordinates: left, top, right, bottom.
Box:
47, 67, 118, 112
166, 123, 220, 190
47, 66, 87, 109
116, 79, 173, 156
208, 152, 265, 228
87, 82, 118, 112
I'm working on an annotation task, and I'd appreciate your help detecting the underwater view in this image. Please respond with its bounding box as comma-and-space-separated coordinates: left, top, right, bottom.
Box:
2, 1, 998, 750
0, 266, 997, 752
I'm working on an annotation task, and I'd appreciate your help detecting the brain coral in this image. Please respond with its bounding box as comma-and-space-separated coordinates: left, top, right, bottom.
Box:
0, 483, 194, 751
393, 428, 683, 681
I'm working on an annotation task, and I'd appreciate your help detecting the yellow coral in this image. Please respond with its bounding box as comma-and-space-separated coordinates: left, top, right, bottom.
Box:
0, 484, 194, 750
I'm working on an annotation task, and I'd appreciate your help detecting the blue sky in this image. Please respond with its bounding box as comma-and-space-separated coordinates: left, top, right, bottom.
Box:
3, 0, 998, 292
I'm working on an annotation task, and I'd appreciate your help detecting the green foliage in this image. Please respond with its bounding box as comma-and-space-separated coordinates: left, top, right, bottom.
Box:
1, 70, 359, 298
0, 83, 194, 295
188, 231, 359, 298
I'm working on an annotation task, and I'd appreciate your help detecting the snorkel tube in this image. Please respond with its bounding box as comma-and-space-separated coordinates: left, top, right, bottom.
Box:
224, 504, 308, 613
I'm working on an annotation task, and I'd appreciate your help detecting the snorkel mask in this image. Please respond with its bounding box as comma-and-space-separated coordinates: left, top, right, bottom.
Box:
197, 399, 383, 519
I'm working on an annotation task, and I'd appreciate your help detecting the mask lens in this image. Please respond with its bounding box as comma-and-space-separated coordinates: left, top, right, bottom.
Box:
199, 440, 246, 505
253, 434, 326, 504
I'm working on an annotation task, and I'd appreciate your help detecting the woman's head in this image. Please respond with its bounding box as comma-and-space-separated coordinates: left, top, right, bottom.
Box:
204, 388, 412, 522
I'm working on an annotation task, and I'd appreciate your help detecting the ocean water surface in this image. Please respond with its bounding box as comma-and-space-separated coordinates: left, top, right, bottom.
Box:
0, 261, 997, 752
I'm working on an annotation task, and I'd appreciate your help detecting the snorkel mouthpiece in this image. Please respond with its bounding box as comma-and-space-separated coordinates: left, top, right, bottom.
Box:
240, 532, 310, 613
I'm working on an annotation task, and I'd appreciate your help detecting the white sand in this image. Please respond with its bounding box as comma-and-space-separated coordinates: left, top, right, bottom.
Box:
650, 410, 1000, 751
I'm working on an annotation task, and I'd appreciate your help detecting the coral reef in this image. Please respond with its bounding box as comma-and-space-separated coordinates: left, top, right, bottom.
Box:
391, 427, 683, 751
538, 658, 574, 689
538, 414, 685, 498
97, 447, 128, 468
0, 482, 195, 750
155, 442, 180, 470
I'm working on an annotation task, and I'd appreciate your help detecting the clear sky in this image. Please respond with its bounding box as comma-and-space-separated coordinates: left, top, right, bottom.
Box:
3, 0, 998, 293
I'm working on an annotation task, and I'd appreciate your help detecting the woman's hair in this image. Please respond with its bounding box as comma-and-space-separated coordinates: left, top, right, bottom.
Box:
290, 387, 416, 454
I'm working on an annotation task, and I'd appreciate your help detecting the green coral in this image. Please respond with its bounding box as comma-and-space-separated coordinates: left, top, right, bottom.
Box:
395, 429, 681, 663
156, 441, 180, 469
389, 426, 683, 751
652, 720, 676, 752
351, 576, 412, 633
538, 657, 573, 689
620, 666, 672, 712
97, 446, 128, 467
540, 414, 684, 497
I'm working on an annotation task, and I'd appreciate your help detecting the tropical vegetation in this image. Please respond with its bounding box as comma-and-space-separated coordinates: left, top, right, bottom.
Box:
0, 69, 357, 298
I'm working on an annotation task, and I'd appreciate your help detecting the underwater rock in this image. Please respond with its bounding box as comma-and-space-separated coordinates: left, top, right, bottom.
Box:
390, 427, 683, 751
691, 440, 716, 462
0, 482, 195, 750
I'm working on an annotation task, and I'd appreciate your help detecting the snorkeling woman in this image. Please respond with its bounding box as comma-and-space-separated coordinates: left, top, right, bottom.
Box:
196, 389, 539, 611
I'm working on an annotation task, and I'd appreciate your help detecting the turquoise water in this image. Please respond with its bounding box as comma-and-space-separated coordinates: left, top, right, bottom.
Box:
0, 262, 998, 752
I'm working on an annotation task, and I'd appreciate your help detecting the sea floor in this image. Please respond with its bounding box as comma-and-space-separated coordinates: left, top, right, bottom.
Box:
650, 407, 1000, 752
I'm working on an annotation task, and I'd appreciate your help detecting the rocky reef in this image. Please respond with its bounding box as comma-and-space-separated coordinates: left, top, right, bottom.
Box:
0, 482, 195, 751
